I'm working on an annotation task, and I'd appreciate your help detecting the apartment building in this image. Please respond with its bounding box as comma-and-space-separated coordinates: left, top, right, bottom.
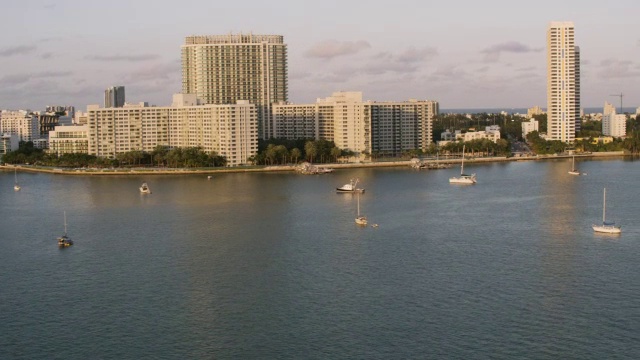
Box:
273, 92, 437, 156
181, 34, 287, 139
547, 21, 581, 142
602, 102, 626, 138
48, 125, 90, 156
87, 95, 257, 166
0, 110, 40, 142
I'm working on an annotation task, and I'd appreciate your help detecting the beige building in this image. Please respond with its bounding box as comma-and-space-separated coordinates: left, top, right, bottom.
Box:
48, 125, 90, 156
181, 34, 287, 140
0, 110, 40, 142
273, 92, 437, 156
527, 106, 544, 118
0, 133, 19, 158
547, 21, 581, 142
87, 95, 257, 166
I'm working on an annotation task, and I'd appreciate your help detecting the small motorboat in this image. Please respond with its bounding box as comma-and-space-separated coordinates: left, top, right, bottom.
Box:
336, 178, 365, 193
140, 182, 151, 194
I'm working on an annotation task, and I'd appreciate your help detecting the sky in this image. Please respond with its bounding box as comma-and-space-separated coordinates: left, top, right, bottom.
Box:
1, 0, 639, 111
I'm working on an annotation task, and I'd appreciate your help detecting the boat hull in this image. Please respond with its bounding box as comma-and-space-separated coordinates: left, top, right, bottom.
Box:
568, 170, 580, 175
449, 175, 476, 184
355, 217, 368, 226
592, 225, 621, 234
336, 188, 364, 193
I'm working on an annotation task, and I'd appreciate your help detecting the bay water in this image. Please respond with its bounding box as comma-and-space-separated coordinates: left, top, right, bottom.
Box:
1, 158, 639, 359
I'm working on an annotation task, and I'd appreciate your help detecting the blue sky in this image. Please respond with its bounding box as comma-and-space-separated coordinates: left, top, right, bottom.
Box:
0, 0, 638, 111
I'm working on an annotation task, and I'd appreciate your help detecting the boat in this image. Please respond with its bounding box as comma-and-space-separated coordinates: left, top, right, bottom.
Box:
139, 182, 151, 194
592, 188, 621, 234
13, 168, 20, 191
568, 156, 580, 176
449, 145, 476, 184
57, 211, 74, 247
207, 175, 212, 180
336, 178, 365, 193
355, 192, 368, 226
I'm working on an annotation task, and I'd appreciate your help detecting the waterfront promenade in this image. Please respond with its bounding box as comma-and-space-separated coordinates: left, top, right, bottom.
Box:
0, 151, 626, 176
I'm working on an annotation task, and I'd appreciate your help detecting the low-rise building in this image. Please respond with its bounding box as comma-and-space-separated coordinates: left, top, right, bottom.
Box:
522, 118, 539, 139
48, 125, 89, 156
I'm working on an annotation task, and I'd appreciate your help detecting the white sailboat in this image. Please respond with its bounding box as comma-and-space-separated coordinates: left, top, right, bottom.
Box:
592, 188, 621, 234
449, 145, 476, 184
568, 156, 580, 176
57, 211, 74, 247
355, 192, 368, 226
14, 168, 21, 191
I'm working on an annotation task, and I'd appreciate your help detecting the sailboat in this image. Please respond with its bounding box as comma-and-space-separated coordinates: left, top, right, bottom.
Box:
139, 182, 151, 194
568, 156, 580, 176
57, 211, 74, 247
449, 145, 477, 184
592, 188, 621, 234
355, 192, 368, 226
13, 168, 21, 191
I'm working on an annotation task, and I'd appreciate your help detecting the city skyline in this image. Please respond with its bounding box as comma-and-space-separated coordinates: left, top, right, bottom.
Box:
1, 0, 639, 111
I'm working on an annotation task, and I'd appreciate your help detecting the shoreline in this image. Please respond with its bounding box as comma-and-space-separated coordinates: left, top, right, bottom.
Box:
0, 151, 628, 176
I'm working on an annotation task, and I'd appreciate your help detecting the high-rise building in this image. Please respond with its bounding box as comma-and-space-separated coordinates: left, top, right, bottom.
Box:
181, 34, 287, 139
0, 110, 40, 142
105, 86, 125, 108
547, 21, 580, 142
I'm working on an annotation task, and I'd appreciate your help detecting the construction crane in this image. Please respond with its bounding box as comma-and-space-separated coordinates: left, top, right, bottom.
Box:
610, 93, 624, 113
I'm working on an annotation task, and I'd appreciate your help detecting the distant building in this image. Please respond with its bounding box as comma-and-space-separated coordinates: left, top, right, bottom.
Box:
181, 34, 287, 139
522, 118, 539, 139
272, 91, 437, 156
0, 110, 39, 142
74, 111, 88, 125
105, 86, 125, 108
87, 95, 257, 166
547, 21, 580, 141
602, 102, 626, 138
46, 105, 75, 118
438, 126, 501, 146
527, 106, 544, 118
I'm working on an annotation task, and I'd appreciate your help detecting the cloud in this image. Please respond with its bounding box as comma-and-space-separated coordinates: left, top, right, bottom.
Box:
41, 52, 54, 59
123, 61, 181, 84
480, 41, 542, 62
0, 71, 73, 86
85, 54, 161, 62
596, 59, 640, 78
0, 45, 37, 57
304, 40, 371, 59
397, 47, 438, 63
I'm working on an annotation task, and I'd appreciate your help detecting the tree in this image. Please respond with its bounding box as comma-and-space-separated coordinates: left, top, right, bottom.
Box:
304, 141, 317, 163
290, 148, 302, 164
330, 147, 342, 162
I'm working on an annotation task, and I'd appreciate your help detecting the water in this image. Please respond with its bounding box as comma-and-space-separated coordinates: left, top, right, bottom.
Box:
2, 159, 640, 359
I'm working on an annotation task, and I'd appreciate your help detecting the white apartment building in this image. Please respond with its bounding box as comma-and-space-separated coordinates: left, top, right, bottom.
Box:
439, 126, 501, 146
522, 119, 539, 139
0, 133, 19, 158
602, 102, 626, 138
547, 21, 581, 142
181, 34, 287, 139
0, 110, 40, 142
272, 92, 437, 156
48, 125, 89, 156
87, 95, 257, 166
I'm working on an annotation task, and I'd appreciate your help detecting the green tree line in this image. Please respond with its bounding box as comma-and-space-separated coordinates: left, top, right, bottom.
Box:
2, 143, 227, 168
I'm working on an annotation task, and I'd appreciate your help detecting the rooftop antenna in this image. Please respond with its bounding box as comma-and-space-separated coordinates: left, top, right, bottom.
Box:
610, 93, 623, 113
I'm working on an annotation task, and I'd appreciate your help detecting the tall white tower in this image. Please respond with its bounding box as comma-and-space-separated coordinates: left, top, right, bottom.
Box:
181, 34, 288, 139
547, 22, 580, 142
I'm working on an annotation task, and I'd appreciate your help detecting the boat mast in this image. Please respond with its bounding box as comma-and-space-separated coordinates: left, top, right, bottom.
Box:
357, 193, 360, 217
63, 211, 68, 237
461, 145, 465, 175
603, 188, 606, 223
